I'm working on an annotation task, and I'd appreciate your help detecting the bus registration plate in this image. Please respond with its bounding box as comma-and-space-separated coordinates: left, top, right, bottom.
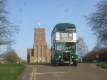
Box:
63, 61, 69, 63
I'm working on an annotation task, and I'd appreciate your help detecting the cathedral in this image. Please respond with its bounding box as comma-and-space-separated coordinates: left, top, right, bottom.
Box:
27, 27, 51, 63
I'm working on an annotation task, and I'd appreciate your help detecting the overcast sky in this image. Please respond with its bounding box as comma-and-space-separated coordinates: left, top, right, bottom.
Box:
0, 0, 100, 60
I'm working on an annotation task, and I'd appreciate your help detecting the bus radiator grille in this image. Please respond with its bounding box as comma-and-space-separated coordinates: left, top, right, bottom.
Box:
63, 52, 70, 61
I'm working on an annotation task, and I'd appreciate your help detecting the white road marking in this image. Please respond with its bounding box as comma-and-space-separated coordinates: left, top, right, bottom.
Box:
36, 72, 69, 75
90, 64, 107, 72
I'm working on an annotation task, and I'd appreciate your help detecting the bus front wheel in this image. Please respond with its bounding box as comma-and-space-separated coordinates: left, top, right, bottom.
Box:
54, 61, 58, 67
51, 57, 54, 65
73, 61, 78, 66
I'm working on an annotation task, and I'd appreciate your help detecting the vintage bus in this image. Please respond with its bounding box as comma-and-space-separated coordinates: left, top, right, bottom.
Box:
51, 23, 78, 66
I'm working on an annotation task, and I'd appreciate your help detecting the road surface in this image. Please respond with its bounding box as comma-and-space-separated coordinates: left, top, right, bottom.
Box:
20, 63, 107, 80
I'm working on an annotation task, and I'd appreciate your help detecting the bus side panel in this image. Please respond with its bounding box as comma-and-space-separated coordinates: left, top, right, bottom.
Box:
54, 53, 59, 61
74, 55, 78, 61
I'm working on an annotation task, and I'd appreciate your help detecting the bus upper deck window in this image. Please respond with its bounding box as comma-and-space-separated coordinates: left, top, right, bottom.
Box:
57, 27, 66, 32
66, 27, 75, 32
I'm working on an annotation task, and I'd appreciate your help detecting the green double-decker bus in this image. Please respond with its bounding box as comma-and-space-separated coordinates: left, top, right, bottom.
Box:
51, 23, 78, 66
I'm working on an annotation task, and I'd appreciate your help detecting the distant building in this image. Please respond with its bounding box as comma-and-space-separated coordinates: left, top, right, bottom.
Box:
27, 28, 51, 63
0, 58, 5, 64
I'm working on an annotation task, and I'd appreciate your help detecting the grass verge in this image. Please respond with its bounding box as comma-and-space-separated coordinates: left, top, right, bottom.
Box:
0, 64, 25, 80
22, 62, 50, 65
97, 62, 107, 68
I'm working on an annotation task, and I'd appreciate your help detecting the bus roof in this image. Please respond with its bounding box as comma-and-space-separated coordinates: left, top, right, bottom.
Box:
51, 23, 76, 34
55, 23, 76, 27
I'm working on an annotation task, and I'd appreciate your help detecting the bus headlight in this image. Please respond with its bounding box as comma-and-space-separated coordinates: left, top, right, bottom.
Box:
75, 59, 78, 60
59, 56, 61, 58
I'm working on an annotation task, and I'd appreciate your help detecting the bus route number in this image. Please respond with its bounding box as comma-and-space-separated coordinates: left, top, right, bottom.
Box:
61, 33, 68, 37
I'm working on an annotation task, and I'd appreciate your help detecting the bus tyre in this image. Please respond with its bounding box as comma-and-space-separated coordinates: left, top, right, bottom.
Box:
51, 60, 53, 64
55, 61, 58, 67
51, 57, 53, 65
73, 61, 78, 66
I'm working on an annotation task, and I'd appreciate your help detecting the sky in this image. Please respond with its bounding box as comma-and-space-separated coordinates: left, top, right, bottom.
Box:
0, 0, 100, 60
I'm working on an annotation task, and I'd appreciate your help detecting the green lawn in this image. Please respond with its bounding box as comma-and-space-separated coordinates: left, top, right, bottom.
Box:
98, 62, 107, 68
0, 64, 25, 80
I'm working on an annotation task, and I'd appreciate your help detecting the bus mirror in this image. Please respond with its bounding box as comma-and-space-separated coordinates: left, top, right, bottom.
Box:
51, 45, 54, 51
51, 47, 53, 51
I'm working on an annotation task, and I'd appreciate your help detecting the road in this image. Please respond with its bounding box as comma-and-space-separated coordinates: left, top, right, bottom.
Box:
20, 63, 107, 80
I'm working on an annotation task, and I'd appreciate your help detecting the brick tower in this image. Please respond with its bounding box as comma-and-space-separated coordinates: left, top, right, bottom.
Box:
34, 28, 47, 62
27, 26, 51, 63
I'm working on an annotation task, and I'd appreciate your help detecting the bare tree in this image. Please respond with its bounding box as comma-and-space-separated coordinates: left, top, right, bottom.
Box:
83, 47, 107, 62
0, 52, 6, 57
4, 45, 19, 63
93, 42, 102, 51
77, 37, 88, 62
85, 0, 107, 45
0, 0, 19, 45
